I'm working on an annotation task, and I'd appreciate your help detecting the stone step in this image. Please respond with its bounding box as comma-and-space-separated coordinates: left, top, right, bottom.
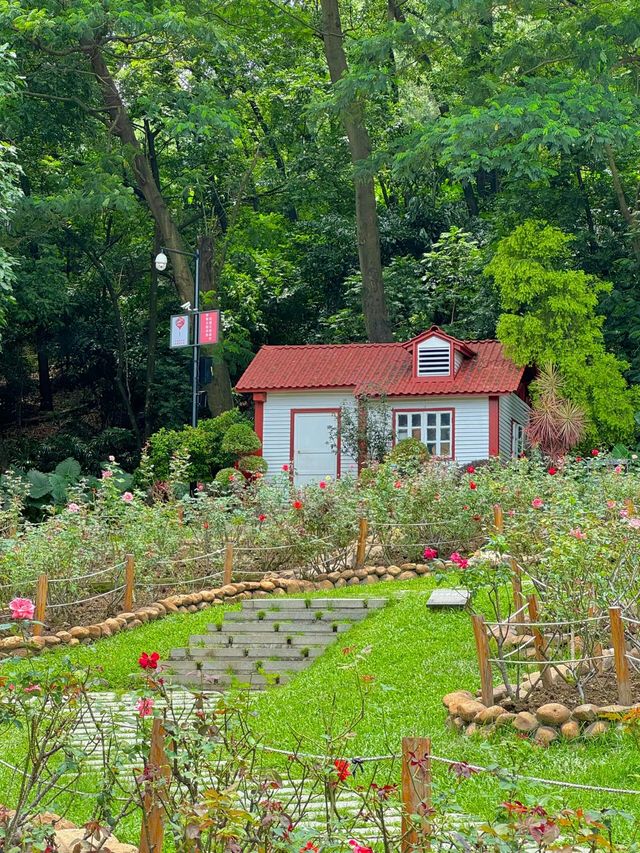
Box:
240, 597, 387, 610
171, 645, 324, 661
224, 610, 366, 624
190, 633, 342, 648
206, 621, 352, 634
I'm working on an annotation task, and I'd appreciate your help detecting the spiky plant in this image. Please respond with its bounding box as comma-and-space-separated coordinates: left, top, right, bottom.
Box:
527, 365, 587, 459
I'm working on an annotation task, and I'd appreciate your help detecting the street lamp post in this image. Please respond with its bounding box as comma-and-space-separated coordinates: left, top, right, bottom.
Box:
155, 245, 201, 428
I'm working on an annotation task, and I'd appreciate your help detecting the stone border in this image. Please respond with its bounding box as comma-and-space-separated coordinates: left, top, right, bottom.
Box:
0, 562, 430, 658
443, 683, 640, 745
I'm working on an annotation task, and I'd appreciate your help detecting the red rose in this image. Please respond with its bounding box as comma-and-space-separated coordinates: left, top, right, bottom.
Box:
591, 449, 599, 457
466, 465, 475, 474
334, 758, 351, 782
258, 514, 267, 522
394, 480, 402, 488
282, 464, 289, 471
469, 481, 477, 490
548, 467, 557, 475
319, 481, 327, 489
292, 500, 303, 510
138, 651, 160, 671
423, 547, 438, 560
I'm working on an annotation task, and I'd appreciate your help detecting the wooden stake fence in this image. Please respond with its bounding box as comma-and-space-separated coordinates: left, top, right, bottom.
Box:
124, 554, 135, 612
355, 518, 368, 569
223, 543, 234, 586
139, 717, 171, 853
493, 503, 504, 534
510, 558, 524, 628
471, 614, 494, 706
401, 736, 431, 852
609, 606, 632, 705
527, 594, 554, 690
32, 572, 48, 637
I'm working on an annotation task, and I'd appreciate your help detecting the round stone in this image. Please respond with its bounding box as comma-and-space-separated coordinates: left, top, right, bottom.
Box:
442, 690, 474, 711
457, 700, 486, 722
560, 720, 580, 740
475, 705, 505, 724
512, 711, 538, 733
572, 704, 599, 722
584, 720, 610, 738
534, 726, 558, 747
536, 703, 571, 726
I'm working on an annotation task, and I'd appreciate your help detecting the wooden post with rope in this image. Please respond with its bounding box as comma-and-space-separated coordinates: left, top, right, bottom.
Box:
401, 736, 431, 852
471, 614, 494, 706
527, 594, 554, 690
610, 606, 632, 705
355, 518, 368, 569
223, 543, 234, 586
32, 573, 48, 638
139, 717, 171, 853
124, 554, 135, 612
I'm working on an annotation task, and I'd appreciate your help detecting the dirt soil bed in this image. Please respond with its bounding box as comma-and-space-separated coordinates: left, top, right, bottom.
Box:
510, 671, 640, 712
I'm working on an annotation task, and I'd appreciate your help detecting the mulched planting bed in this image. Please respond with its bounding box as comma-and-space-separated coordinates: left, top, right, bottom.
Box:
510, 671, 640, 713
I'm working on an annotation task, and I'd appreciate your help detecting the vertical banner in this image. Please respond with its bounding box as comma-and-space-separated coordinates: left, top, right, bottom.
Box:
198, 310, 220, 345
169, 314, 191, 348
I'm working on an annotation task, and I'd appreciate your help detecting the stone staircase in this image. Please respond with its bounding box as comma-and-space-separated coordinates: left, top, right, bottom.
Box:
167, 597, 387, 689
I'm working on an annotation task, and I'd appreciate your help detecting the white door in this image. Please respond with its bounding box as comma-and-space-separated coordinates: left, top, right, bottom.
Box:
293, 411, 339, 485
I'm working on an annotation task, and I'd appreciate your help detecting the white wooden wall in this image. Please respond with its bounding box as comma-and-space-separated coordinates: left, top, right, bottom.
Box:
262, 391, 359, 479
498, 393, 531, 458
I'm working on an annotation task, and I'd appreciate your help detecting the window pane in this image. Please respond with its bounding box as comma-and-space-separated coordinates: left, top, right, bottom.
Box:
440, 441, 450, 456
397, 429, 408, 441
426, 413, 436, 426
427, 428, 436, 441
398, 414, 407, 427
426, 443, 436, 454
440, 428, 450, 441
440, 412, 451, 426
411, 413, 422, 427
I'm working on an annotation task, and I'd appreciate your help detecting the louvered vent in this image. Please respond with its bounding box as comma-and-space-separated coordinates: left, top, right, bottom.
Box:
417, 344, 450, 376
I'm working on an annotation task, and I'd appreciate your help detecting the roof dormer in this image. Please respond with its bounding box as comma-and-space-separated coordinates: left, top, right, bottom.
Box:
403, 326, 475, 380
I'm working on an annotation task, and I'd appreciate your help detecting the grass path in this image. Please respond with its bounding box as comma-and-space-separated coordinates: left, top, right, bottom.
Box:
2, 577, 640, 841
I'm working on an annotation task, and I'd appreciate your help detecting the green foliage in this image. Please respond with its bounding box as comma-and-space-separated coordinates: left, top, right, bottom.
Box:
386, 437, 429, 473
487, 221, 636, 445
144, 410, 247, 483
221, 423, 262, 456
214, 466, 240, 486
237, 455, 268, 475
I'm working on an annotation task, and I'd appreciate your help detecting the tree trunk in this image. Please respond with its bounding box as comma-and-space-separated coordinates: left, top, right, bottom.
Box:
319, 0, 393, 342
35, 329, 53, 411
198, 235, 234, 416
604, 145, 640, 264
144, 226, 161, 438
82, 38, 196, 304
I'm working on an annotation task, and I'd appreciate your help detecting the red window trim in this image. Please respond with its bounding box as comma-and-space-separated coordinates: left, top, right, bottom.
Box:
391, 406, 456, 460
289, 408, 342, 480
252, 392, 266, 451
488, 395, 500, 457
413, 339, 454, 380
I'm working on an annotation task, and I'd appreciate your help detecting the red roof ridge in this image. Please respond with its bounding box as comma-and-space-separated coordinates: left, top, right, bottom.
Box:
257, 342, 402, 350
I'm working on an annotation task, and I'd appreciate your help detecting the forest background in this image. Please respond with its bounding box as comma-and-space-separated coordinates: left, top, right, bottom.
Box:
2, 0, 640, 472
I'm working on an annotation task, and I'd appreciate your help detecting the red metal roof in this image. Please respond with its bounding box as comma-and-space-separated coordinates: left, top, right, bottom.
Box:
235, 332, 526, 397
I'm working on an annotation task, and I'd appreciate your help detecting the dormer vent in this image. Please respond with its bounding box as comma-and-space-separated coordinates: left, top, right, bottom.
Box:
417, 338, 451, 377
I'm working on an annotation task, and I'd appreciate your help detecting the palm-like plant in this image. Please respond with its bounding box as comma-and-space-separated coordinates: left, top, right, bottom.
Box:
526, 364, 587, 459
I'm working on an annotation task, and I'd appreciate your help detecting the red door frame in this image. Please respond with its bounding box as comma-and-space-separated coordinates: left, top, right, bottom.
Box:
289, 408, 342, 479
390, 406, 456, 460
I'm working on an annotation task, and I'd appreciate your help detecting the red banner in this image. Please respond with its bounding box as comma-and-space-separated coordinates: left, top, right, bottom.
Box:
198, 310, 220, 345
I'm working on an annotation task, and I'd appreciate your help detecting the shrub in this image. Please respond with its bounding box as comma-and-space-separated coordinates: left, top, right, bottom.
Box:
221, 423, 262, 456
238, 455, 268, 475
387, 438, 429, 472
215, 467, 240, 486
143, 410, 247, 482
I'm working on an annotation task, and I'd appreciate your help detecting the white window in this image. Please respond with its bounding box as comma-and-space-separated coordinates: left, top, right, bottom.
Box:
511, 421, 524, 457
396, 410, 453, 457
417, 341, 451, 376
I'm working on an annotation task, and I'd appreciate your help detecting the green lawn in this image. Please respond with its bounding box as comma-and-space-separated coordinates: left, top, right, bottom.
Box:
2, 577, 640, 842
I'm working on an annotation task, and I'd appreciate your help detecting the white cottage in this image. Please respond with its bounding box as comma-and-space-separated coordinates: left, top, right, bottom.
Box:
235, 327, 532, 484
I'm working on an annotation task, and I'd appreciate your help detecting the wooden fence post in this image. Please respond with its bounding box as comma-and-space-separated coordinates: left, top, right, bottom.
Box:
355, 518, 368, 569
510, 558, 524, 625
223, 543, 234, 586
401, 736, 431, 852
493, 503, 504, 534
471, 614, 494, 706
139, 717, 170, 853
176, 506, 184, 526
609, 606, 632, 705
527, 594, 554, 690
32, 573, 48, 638
124, 554, 135, 612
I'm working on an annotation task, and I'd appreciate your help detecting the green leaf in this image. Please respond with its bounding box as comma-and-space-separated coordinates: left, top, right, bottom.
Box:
26, 469, 52, 499
54, 457, 81, 482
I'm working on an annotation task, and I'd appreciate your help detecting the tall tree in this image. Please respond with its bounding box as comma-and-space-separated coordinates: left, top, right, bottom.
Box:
319, 0, 393, 343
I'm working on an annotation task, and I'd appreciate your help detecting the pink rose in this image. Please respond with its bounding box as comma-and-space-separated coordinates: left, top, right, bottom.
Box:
136, 697, 154, 718
9, 598, 35, 620
569, 528, 586, 540
423, 548, 438, 560
101, 470, 113, 479
67, 502, 80, 513
121, 491, 134, 503
531, 497, 544, 509
614, 465, 623, 474
108, 455, 115, 462
620, 509, 629, 518
196, 482, 205, 492
626, 517, 640, 529
606, 500, 616, 509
